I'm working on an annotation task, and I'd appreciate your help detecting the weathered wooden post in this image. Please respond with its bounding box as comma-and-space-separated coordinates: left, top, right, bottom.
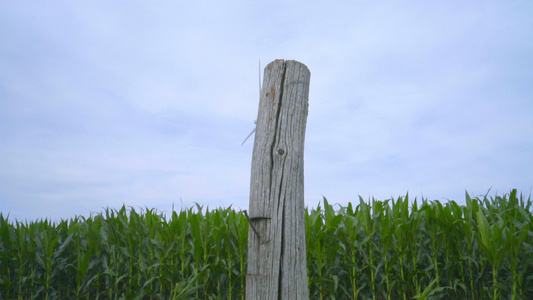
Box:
246, 59, 310, 299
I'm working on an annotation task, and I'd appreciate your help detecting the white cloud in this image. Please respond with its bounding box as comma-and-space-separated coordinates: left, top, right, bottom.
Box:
1, 1, 532, 221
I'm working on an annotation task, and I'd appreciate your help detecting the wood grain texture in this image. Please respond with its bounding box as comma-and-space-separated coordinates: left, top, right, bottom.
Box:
246, 59, 310, 299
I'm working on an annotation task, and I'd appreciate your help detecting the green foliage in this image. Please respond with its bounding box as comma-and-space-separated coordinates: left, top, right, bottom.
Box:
0, 205, 247, 299
0, 189, 532, 299
305, 190, 533, 300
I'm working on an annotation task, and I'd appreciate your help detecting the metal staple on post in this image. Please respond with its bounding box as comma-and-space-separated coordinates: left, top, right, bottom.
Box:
242, 210, 260, 239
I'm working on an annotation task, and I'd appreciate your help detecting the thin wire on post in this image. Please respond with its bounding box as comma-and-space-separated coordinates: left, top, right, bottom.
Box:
241, 60, 261, 146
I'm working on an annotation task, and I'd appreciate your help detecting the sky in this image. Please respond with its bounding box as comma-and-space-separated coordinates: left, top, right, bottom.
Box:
1, 1, 532, 222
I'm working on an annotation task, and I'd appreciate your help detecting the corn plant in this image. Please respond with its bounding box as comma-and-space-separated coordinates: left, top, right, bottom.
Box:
304, 190, 532, 299
0, 189, 532, 299
0, 204, 249, 299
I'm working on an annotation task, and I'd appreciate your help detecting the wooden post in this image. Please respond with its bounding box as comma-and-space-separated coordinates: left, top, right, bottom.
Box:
246, 59, 310, 299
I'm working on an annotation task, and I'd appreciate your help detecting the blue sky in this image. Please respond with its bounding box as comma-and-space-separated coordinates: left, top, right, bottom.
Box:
1, 1, 532, 222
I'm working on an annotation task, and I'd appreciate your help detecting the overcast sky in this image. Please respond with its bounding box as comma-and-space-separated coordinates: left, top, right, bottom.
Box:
1, 1, 532, 222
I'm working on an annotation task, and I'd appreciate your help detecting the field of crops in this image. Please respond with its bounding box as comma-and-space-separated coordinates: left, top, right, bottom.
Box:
1, 189, 532, 299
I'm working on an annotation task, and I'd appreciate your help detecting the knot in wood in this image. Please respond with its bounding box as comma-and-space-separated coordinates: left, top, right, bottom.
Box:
277, 148, 285, 156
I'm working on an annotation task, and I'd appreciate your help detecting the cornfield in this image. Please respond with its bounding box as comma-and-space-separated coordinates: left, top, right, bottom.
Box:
0, 189, 532, 299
